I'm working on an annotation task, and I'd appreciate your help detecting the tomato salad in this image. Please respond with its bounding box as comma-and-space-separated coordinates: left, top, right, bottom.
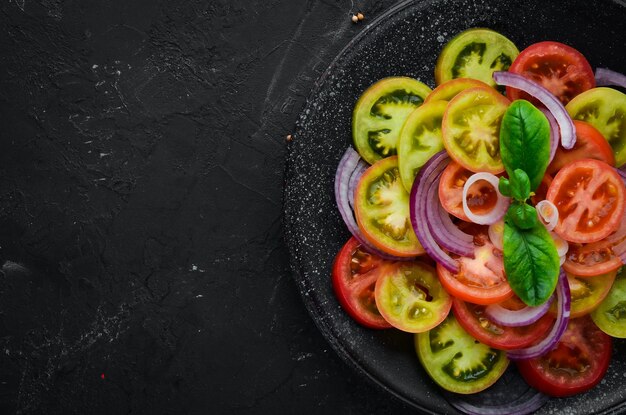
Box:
332, 28, 626, 413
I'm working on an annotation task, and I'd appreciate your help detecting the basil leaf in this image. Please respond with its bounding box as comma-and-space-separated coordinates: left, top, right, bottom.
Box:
498, 177, 511, 197
500, 100, 550, 191
503, 221, 560, 306
507, 203, 537, 229
509, 169, 531, 201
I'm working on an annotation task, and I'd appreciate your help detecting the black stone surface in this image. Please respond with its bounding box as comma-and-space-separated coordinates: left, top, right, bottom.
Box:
0, 0, 411, 414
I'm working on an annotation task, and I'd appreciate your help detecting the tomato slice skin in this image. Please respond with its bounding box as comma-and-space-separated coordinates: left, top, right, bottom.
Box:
566, 87, 626, 167
439, 160, 499, 221
352, 77, 432, 165
547, 120, 615, 175
506, 41, 595, 106
442, 86, 510, 173
374, 261, 451, 333
516, 316, 612, 397
547, 159, 626, 244
355, 156, 425, 257
452, 298, 554, 350
331, 237, 392, 329
415, 314, 509, 394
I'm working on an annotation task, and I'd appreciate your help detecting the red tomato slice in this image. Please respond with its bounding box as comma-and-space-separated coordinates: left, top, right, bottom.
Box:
439, 160, 498, 221
506, 41, 595, 106
437, 230, 513, 305
547, 159, 626, 243
564, 219, 626, 276
452, 297, 554, 350
517, 316, 612, 397
547, 121, 616, 175
331, 237, 392, 329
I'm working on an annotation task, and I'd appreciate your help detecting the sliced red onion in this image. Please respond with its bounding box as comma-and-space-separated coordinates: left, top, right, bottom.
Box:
347, 160, 367, 209
462, 172, 510, 225
485, 295, 554, 327
536, 200, 558, 231
409, 151, 460, 272
559, 255, 566, 266
507, 269, 570, 360
595, 67, 626, 89
617, 167, 626, 185
488, 220, 504, 251
446, 388, 549, 415
425, 177, 475, 257
493, 71, 576, 149
335, 148, 412, 261
540, 108, 560, 163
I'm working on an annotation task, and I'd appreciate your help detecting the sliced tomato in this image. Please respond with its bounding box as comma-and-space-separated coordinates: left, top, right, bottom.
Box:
452, 297, 554, 350
506, 41, 595, 106
331, 237, 392, 329
592, 267, 626, 338
547, 159, 625, 243
550, 271, 617, 318
354, 156, 424, 257
423, 78, 490, 104
547, 121, 616, 175
374, 261, 451, 333
517, 316, 612, 397
415, 314, 509, 394
398, 100, 446, 192
352, 77, 432, 164
566, 87, 626, 167
564, 240, 624, 277
437, 230, 513, 305
442, 86, 510, 173
435, 28, 519, 89
438, 160, 499, 221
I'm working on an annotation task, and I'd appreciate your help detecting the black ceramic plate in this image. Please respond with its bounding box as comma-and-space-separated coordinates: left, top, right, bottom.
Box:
284, 0, 626, 413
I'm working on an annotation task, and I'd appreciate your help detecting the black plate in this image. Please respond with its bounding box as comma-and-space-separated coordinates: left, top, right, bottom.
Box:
284, 0, 626, 413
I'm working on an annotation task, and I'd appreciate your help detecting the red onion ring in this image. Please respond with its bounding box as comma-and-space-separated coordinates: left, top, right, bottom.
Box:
595, 67, 626, 89
446, 388, 549, 415
536, 200, 558, 231
506, 269, 570, 360
493, 71, 576, 149
462, 172, 510, 225
409, 151, 460, 272
426, 177, 475, 257
334, 148, 413, 261
347, 160, 367, 209
485, 295, 554, 327
540, 108, 560, 163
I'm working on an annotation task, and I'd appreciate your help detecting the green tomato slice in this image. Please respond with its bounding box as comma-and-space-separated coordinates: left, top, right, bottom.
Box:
415, 314, 509, 394
592, 267, 626, 338
566, 87, 626, 167
353, 77, 432, 164
435, 28, 519, 88
442, 86, 509, 173
374, 261, 452, 333
354, 156, 424, 257
398, 100, 447, 192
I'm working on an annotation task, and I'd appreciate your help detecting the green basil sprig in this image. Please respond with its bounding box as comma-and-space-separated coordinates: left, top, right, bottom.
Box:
498, 100, 559, 306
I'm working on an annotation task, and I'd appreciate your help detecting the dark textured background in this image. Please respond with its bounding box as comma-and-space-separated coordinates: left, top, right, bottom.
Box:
0, 0, 411, 414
